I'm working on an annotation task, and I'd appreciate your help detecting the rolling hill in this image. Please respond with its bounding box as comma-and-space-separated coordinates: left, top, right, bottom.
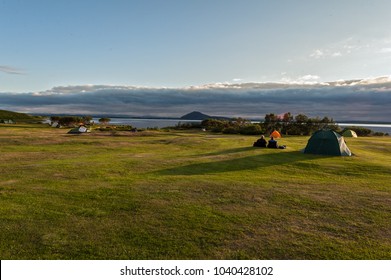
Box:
0, 109, 43, 123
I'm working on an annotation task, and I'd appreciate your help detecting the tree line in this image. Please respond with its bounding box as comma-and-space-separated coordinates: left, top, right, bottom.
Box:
50, 116, 111, 127
194, 112, 341, 136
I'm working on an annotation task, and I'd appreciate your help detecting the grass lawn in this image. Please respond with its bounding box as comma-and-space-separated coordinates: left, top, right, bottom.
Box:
0, 124, 390, 259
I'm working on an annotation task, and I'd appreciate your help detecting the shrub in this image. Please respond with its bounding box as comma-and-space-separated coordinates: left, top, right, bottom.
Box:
344, 126, 372, 136
222, 127, 239, 134
372, 132, 387, 136
99, 117, 111, 125
239, 124, 263, 135
174, 122, 202, 130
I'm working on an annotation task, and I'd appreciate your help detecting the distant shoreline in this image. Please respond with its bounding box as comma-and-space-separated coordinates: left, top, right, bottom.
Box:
83, 117, 391, 133
34, 113, 391, 125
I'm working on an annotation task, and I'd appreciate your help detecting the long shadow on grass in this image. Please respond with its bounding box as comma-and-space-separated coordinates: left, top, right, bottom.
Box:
157, 150, 325, 175
0, 124, 45, 129
197, 146, 255, 156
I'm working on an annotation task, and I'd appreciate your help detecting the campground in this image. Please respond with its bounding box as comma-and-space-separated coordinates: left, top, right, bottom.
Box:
0, 124, 390, 259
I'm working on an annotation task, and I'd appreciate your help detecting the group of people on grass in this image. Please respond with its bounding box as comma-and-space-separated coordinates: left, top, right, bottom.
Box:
253, 135, 286, 149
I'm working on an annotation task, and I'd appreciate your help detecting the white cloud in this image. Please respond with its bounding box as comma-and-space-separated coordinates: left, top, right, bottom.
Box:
279, 75, 321, 85
310, 49, 343, 59
379, 47, 391, 53
310, 49, 324, 59
343, 44, 360, 52
308, 37, 378, 59
0, 65, 24, 75
300, 74, 320, 81
356, 76, 391, 85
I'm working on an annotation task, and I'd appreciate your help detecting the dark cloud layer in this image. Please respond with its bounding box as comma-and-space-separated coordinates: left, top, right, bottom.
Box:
1, 78, 391, 121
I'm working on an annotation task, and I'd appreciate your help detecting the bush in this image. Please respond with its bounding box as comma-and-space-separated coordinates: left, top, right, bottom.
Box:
211, 126, 224, 133
173, 122, 202, 130
372, 132, 387, 136
344, 126, 373, 136
201, 119, 229, 133
222, 127, 239, 134
239, 124, 263, 135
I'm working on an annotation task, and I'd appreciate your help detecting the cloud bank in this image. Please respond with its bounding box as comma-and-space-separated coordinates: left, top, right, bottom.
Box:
1, 77, 391, 122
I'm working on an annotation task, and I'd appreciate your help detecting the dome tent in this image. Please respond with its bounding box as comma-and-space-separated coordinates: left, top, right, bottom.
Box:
270, 130, 281, 138
342, 129, 358, 138
303, 129, 352, 156
67, 125, 90, 134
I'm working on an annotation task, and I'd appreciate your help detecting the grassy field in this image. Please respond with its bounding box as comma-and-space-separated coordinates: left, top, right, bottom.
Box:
0, 124, 390, 259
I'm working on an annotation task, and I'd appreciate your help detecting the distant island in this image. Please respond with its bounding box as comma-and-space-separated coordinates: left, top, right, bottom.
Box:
180, 111, 230, 120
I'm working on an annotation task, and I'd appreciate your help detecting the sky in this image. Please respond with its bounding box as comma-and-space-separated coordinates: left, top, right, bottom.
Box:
1, 0, 391, 121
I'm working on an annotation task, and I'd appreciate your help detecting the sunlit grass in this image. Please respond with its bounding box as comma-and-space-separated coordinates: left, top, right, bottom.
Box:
0, 124, 390, 259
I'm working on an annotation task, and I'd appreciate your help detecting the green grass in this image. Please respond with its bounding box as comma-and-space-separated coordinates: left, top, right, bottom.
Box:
0, 124, 390, 259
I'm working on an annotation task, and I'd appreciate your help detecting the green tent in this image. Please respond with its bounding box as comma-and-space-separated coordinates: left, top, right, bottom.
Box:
303, 129, 352, 156
342, 129, 358, 138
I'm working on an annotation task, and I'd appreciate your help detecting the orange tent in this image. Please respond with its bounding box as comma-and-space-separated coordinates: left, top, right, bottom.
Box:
270, 130, 281, 138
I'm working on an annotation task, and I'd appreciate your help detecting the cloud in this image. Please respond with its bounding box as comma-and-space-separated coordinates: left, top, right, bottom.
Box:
380, 47, 391, 53
277, 75, 323, 86
309, 37, 391, 60
309, 49, 343, 59
310, 49, 324, 59
0, 65, 24, 75
299, 75, 320, 82
310, 49, 344, 59
352, 76, 391, 85
1, 77, 391, 122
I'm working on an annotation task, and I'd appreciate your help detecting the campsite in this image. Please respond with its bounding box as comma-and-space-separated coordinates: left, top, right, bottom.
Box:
0, 123, 390, 259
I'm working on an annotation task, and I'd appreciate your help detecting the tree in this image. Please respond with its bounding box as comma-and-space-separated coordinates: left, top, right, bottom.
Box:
50, 116, 60, 125
264, 113, 281, 133
264, 113, 279, 123
58, 116, 82, 127
82, 116, 93, 125
282, 112, 293, 123
50, 116, 60, 122
231, 117, 251, 127
295, 114, 309, 124
99, 117, 111, 125
280, 112, 293, 134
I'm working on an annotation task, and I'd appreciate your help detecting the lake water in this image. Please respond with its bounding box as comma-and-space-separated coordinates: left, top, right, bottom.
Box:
93, 118, 391, 134
92, 118, 200, 128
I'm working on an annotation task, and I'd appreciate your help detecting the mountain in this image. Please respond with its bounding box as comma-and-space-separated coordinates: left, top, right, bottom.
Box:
180, 111, 231, 120
180, 111, 211, 120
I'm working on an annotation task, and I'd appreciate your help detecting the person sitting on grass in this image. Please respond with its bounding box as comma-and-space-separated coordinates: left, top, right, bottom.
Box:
253, 135, 267, 147
267, 137, 287, 149
267, 136, 278, 148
